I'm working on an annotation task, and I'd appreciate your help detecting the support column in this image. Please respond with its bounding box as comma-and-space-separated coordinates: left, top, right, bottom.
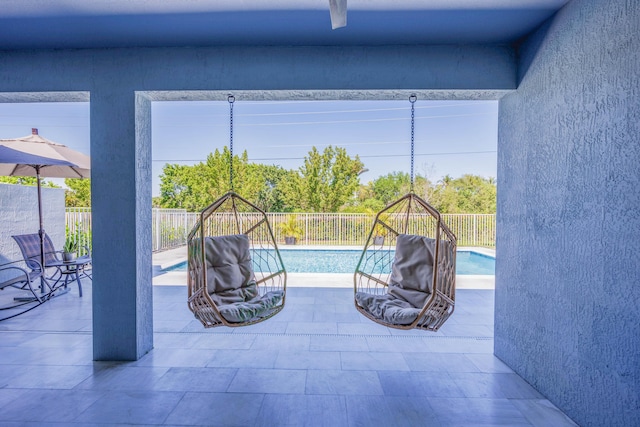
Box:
91, 90, 153, 361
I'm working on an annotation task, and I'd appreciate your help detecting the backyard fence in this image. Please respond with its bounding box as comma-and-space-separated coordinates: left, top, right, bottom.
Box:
66, 208, 496, 252
265, 213, 495, 247
65, 207, 93, 254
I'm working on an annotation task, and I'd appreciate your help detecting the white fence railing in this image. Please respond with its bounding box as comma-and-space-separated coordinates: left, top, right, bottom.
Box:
66, 208, 496, 252
151, 208, 198, 252
65, 207, 93, 254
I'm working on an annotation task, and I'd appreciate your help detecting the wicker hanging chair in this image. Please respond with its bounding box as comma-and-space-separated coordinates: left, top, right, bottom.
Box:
354, 192, 456, 331
353, 95, 457, 331
186, 96, 287, 328
187, 192, 286, 327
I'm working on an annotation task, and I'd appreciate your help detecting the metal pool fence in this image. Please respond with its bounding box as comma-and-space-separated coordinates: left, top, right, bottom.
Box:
65, 208, 496, 252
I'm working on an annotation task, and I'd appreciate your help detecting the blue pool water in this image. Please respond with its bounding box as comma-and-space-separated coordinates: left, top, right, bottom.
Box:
167, 249, 495, 275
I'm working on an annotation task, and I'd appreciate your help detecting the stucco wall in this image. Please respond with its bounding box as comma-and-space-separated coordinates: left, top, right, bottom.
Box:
496, 0, 640, 425
0, 183, 66, 265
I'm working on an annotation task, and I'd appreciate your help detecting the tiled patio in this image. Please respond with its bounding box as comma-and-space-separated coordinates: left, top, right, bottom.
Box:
0, 275, 577, 426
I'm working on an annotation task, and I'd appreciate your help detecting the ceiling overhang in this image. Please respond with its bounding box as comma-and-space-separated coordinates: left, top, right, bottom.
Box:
0, 0, 570, 50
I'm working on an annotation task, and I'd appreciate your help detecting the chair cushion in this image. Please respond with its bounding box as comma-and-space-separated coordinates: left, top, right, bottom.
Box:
203, 234, 284, 323
355, 234, 439, 326
387, 234, 435, 308
205, 234, 258, 304
218, 290, 285, 323
355, 292, 420, 325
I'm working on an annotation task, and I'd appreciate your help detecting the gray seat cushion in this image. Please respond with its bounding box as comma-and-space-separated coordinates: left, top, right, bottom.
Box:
355, 291, 420, 325
387, 234, 435, 307
205, 234, 258, 304
356, 234, 436, 325
218, 290, 284, 323
204, 234, 283, 323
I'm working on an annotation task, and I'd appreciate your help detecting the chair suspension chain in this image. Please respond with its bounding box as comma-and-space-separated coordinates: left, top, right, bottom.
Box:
228, 94, 235, 191
409, 94, 417, 192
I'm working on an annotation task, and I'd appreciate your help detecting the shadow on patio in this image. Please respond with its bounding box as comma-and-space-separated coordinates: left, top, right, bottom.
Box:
0, 277, 577, 426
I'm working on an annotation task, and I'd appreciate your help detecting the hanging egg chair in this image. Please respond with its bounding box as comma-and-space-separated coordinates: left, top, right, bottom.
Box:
354, 95, 457, 331
187, 96, 287, 328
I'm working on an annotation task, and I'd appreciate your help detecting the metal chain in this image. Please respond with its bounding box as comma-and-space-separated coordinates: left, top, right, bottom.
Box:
228, 94, 235, 191
409, 94, 417, 192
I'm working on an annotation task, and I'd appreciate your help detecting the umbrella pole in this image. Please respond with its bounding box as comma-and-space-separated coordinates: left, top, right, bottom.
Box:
36, 166, 47, 294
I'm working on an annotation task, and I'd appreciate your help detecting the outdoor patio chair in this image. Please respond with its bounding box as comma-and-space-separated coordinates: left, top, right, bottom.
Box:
188, 192, 287, 328
12, 233, 92, 297
354, 97, 457, 332
354, 193, 457, 332
0, 259, 52, 321
186, 96, 286, 328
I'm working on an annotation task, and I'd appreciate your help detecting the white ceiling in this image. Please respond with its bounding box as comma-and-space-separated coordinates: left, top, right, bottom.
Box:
0, 0, 571, 49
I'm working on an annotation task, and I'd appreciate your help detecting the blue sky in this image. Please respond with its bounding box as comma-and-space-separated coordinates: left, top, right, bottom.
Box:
0, 100, 497, 196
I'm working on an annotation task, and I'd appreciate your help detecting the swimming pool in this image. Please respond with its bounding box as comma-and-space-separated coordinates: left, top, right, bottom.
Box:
166, 249, 495, 275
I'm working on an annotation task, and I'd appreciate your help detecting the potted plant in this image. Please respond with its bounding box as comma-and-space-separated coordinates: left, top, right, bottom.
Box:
280, 215, 303, 245
372, 213, 390, 245
62, 235, 78, 262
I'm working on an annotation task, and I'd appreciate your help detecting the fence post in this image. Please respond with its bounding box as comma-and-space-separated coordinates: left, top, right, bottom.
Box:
183, 210, 187, 243
473, 214, 478, 246
154, 209, 161, 251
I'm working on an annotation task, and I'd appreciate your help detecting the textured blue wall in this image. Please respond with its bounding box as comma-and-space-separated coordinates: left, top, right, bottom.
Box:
496, 0, 640, 425
0, 184, 65, 264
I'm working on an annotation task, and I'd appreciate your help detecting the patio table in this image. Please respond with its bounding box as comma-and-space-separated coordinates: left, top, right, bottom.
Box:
51, 256, 91, 297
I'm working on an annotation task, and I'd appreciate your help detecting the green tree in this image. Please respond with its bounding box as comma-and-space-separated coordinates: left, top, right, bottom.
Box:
371, 172, 411, 205
251, 164, 290, 212
409, 175, 435, 204
288, 146, 364, 212
152, 196, 163, 208
64, 178, 91, 207
342, 183, 379, 213
358, 172, 432, 211
0, 176, 58, 187
158, 163, 193, 209
278, 170, 306, 212
156, 147, 278, 212
430, 174, 496, 213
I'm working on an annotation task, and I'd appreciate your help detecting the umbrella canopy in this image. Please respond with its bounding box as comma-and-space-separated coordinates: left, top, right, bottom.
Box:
0, 145, 77, 169
0, 128, 90, 273
0, 128, 90, 179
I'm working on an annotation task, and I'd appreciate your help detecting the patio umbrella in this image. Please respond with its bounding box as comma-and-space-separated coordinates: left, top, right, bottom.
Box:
0, 128, 90, 271
0, 145, 77, 169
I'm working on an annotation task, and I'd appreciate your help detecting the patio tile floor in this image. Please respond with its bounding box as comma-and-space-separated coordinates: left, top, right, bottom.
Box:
0, 279, 578, 426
